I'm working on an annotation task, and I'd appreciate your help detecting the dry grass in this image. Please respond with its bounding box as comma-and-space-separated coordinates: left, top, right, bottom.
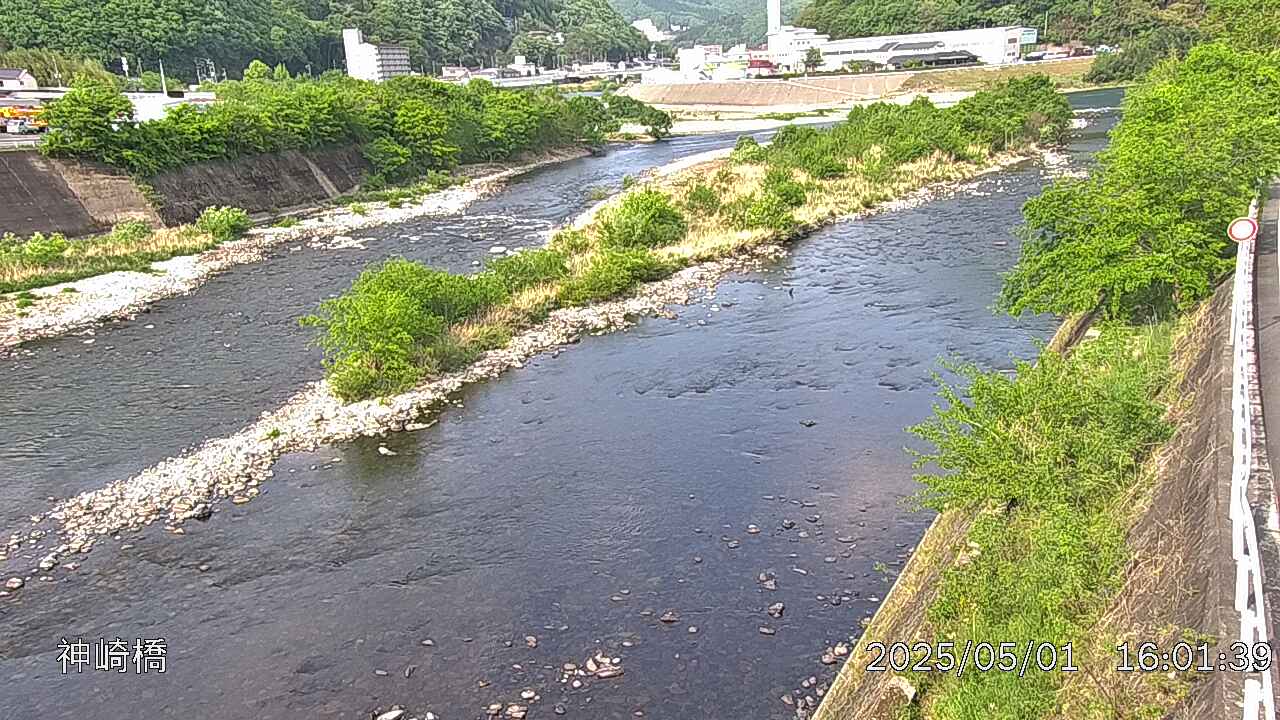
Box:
901, 57, 1096, 93
0, 226, 217, 294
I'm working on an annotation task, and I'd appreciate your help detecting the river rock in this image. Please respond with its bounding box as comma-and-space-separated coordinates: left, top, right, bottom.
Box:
506, 704, 527, 718
758, 626, 776, 636
833, 642, 849, 657
377, 445, 397, 456
687, 625, 698, 634
746, 524, 760, 534
489, 246, 508, 254
596, 666, 624, 679
5, 577, 23, 590
768, 602, 784, 617
659, 610, 679, 624
375, 710, 405, 720
525, 635, 538, 648
781, 519, 796, 529
520, 689, 536, 700
554, 704, 566, 715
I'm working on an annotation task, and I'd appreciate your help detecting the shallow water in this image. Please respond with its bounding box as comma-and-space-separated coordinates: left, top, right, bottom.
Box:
0, 89, 1123, 720
0, 131, 771, 532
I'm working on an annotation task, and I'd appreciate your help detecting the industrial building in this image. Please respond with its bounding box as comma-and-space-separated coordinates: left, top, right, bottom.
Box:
661, 0, 1036, 81
342, 28, 412, 82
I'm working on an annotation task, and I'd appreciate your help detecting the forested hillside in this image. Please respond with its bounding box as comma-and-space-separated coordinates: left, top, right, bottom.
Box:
0, 0, 645, 82
795, 0, 1202, 46
610, 0, 808, 45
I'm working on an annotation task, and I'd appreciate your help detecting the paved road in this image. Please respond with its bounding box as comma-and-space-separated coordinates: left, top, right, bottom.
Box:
1250, 179, 1280, 715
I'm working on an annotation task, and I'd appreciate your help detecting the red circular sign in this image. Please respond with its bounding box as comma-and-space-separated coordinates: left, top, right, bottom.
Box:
1229, 217, 1259, 242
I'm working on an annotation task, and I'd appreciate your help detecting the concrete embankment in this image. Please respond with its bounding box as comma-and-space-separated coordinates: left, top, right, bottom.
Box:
623, 74, 912, 110
813, 283, 1246, 718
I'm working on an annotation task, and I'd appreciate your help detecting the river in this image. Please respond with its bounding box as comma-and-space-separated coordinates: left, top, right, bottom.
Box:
0, 89, 1124, 720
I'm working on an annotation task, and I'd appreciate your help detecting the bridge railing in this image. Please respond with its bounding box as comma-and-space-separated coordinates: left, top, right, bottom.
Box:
1229, 196, 1276, 720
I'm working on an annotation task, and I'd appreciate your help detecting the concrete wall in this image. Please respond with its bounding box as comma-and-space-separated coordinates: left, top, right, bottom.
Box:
0, 151, 101, 237
0, 145, 370, 236
146, 145, 370, 226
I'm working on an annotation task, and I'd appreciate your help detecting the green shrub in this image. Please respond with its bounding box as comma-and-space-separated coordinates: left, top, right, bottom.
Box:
729, 135, 765, 163
598, 189, 688, 249
15, 297, 34, 308
558, 249, 675, 305
549, 229, 591, 255
484, 248, 569, 292
272, 216, 300, 228
348, 202, 369, 216
363, 137, 413, 180
107, 220, 151, 244
683, 183, 721, 216
6, 232, 71, 264
303, 258, 506, 400
195, 206, 251, 242
762, 167, 807, 208
910, 323, 1174, 715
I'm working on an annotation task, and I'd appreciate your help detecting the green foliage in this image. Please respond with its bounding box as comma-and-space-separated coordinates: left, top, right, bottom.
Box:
557, 248, 675, 304
762, 167, 806, 208
1, 231, 69, 264
1204, 0, 1280, 52
272, 216, 300, 228
1001, 44, 1280, 320
683, 182, 721, 216
38, 75, 656, 177
0, 222, 216, 293
1084, 27, 1200, 84
303, 258, 509, 400
195, 206, 251, 242
729, 135, 765, 163
243, 60, 271, 81
549, 229, 591, 255
803, 46, 824, 71
797, 0, 1196, 47
602, 92, 673, 139
746, 79, 1071, 183
726, 193, 797, 232
38, 80, 134, 161
0, 0, 643, 80
483, 248, 569, 292
598, 189, 688, 249
0, 49, 116, 86
348, 202, 370, 216
911, 323, 1173, 716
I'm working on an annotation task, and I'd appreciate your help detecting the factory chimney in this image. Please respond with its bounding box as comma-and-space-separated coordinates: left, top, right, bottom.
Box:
767, 0, 781, 34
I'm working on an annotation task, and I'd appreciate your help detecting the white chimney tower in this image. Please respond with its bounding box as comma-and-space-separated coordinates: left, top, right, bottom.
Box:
767, 0, 782, 34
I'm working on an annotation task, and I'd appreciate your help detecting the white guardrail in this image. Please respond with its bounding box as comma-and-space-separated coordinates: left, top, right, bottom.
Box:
1230, 196, 1276, 720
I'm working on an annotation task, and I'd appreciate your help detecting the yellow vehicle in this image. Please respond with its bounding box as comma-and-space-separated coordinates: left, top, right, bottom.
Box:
0, 105, 47, 133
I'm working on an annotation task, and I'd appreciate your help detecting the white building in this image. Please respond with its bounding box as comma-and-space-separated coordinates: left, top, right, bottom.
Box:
631, 18, 674, 43
0, 68, 38, 90
342, 28, 412, 82
816, 27, 1030, 70
762, 0, 1031, 72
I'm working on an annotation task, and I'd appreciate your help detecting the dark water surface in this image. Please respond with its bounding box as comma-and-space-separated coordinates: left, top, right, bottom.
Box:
0, 132, 770, 532
0, 89, 1123, 720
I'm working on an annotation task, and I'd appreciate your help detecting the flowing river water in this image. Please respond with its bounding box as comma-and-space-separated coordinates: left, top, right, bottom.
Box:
0, 89, 1123, 720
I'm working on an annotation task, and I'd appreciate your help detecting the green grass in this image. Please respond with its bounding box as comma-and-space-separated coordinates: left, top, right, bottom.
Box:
904, 322, 1175, 717
756, 108, 835, 121
339, 171, 459, 207
0, 222, 230, 294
